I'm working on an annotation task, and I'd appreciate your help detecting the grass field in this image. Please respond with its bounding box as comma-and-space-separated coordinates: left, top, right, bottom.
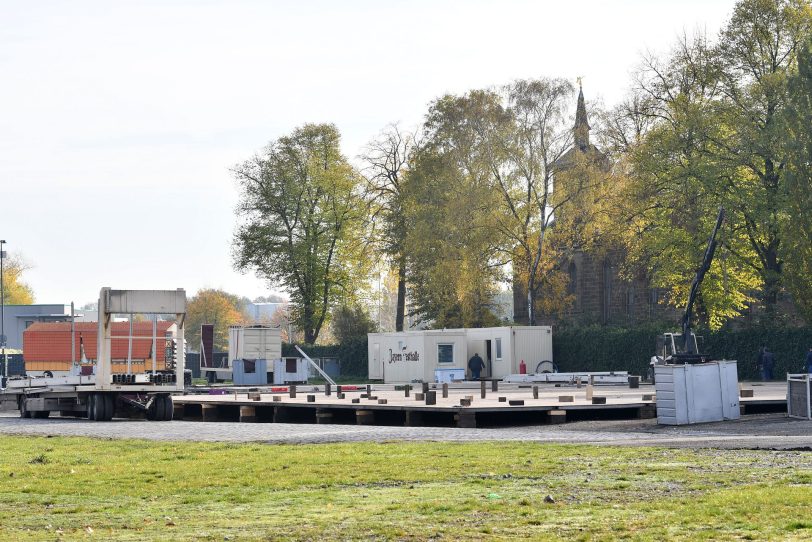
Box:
0, 436, 810, 541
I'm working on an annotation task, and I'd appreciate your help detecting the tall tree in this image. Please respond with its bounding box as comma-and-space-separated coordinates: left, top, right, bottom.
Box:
185, 289, 247, 352
782, 33, 812, 323
1, 255, 34, 305
404, 91, 507, 328
362, 124, 416, 331
625, 0, 812, 327
233, 123, 366, 344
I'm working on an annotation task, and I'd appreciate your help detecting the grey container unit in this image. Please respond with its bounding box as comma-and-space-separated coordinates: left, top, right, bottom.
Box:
233, 359, 270, 386
654, 361, 740, 425
787, 374, 812, 419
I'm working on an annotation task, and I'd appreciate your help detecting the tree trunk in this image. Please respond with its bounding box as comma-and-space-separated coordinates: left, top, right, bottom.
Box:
395, 256, 406, 332
527, 278, 536, 326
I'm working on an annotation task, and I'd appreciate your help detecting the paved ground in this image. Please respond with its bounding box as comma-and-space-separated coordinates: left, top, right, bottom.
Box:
1, 411, 810, 449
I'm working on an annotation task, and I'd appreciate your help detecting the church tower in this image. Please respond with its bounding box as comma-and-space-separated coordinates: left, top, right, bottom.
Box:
573, 83, 590, 151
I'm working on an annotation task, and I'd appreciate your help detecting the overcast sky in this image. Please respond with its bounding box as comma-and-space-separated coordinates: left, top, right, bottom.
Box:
1, 0, 737, 306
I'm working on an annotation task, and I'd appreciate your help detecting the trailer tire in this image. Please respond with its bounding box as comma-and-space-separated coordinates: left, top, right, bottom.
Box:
86, 394, 95, 420
154, 395, 166, 421
161, 395, 173, 421
99, 394, 114, 421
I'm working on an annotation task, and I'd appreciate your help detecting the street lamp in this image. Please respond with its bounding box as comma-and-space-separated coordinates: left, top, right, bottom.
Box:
1, 239, 6, 386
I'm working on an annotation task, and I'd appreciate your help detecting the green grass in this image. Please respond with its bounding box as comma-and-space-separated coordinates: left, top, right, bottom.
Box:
0, 437, 810, 541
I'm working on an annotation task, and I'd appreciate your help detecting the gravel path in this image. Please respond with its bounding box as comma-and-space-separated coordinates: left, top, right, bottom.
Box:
1, 412, 810, 449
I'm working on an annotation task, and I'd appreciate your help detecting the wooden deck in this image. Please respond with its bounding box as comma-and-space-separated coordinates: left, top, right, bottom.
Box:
172, 382, 786, 428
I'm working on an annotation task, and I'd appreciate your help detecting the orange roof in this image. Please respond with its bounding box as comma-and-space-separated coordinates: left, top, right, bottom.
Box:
24, 321, 175, 363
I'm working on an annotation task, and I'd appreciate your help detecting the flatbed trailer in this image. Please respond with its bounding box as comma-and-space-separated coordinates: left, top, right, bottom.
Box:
0, 288, 186, 421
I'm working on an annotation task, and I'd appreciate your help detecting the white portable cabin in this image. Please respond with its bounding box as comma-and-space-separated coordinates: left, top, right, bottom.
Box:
461, 326, 553, 379
367, 326, 552, 383
228, 325, 282, 363
367, 330, 467, 383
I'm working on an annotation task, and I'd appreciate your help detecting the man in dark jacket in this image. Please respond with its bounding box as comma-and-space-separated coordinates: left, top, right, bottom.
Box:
806, 347, 812, 374
761, 348, 775, 381
468, 353, 485, 380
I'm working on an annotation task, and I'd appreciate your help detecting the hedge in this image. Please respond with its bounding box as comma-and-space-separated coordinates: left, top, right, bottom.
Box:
287, 325, 812, 381
553, 324, 812, 381
283, 336, 368, 377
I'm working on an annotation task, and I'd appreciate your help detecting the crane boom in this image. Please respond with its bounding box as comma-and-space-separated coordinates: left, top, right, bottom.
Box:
681, 207, 725, 354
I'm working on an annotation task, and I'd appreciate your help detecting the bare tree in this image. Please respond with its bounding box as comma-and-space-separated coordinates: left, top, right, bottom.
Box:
361, 124, 418, 331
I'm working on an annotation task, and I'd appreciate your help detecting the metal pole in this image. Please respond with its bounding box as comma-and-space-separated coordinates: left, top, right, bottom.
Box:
1, 239, 6, 383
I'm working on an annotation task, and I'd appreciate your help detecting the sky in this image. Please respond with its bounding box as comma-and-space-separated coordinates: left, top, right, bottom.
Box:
0, 0, 738, 306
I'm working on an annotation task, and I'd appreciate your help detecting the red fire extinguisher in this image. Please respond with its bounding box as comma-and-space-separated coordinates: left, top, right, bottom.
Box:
519, 359, 527, 374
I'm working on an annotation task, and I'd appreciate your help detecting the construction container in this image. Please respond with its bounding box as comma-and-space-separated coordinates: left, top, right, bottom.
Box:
273, 358, 309, 384
228, 325, 282, 362
368, 326, 553, 383
233, 359, 270, 385
368, 330, 467, 383
654, 361, 740, 425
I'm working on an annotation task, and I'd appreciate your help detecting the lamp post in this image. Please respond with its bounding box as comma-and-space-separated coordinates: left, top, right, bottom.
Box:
1, 239, 6, 385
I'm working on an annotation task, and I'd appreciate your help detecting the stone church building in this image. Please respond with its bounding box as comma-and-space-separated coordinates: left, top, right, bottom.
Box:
513, 85, 676, 327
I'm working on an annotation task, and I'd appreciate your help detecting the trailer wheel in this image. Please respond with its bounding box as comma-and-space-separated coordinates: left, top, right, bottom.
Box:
161, 395, 173, 421
86, 394, 95, 420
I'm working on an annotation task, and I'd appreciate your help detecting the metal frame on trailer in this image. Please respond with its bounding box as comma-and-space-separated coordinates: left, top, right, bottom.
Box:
0, 288, 186, 421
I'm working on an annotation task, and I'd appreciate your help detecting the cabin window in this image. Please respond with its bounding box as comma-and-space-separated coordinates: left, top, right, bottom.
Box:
495, 338, 503, 360
286, 358, 297, 373
437, 343, 453, 364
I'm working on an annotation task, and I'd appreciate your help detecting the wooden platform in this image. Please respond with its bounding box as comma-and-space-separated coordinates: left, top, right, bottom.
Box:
172, 382, 786, 428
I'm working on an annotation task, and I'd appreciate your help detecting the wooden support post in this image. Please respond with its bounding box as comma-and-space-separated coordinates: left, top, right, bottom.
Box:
378, 399, 388, 405
273, 406, 290, 423
307, 395, 316, 403
405, 410, 423, 426
201, 404, 218, 422
316, 409, 333, 424
456, 410, 476, 428
366, 384, 372, 395
325, 383, 331, 396
351, 398, 360, 404
336, 385, 342, 395
532, 386, 539, 399
289, 384, 297, 399
272, 395, 282, 402
425, 391, 436, 406
415, 393, 425, 401
491, 380, 498, 392
549, 409, 567, 424
404, 384, 410, 397
498, 396, 507, 402
638, 405, 657, 419
481, 380, 487, 399
460, 398, 471, 407
336, 392, 345, 399
356, 410, 375, 425
239, 405, 257, 423
558, 395, 574, 402
422, 382, 429, 394
586, 384, 594, 401
591, 396, 607, 405
442, 383, 449, 398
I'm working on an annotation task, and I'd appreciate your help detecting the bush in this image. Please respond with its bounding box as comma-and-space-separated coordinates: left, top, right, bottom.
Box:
554, 324, 812, 380
283, 336, 368, 378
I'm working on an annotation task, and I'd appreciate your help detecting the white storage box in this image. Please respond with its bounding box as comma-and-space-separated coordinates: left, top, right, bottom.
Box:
655, 361, 740, 425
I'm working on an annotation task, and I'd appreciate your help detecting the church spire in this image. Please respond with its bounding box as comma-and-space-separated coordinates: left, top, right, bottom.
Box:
574, 80, 590, 151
